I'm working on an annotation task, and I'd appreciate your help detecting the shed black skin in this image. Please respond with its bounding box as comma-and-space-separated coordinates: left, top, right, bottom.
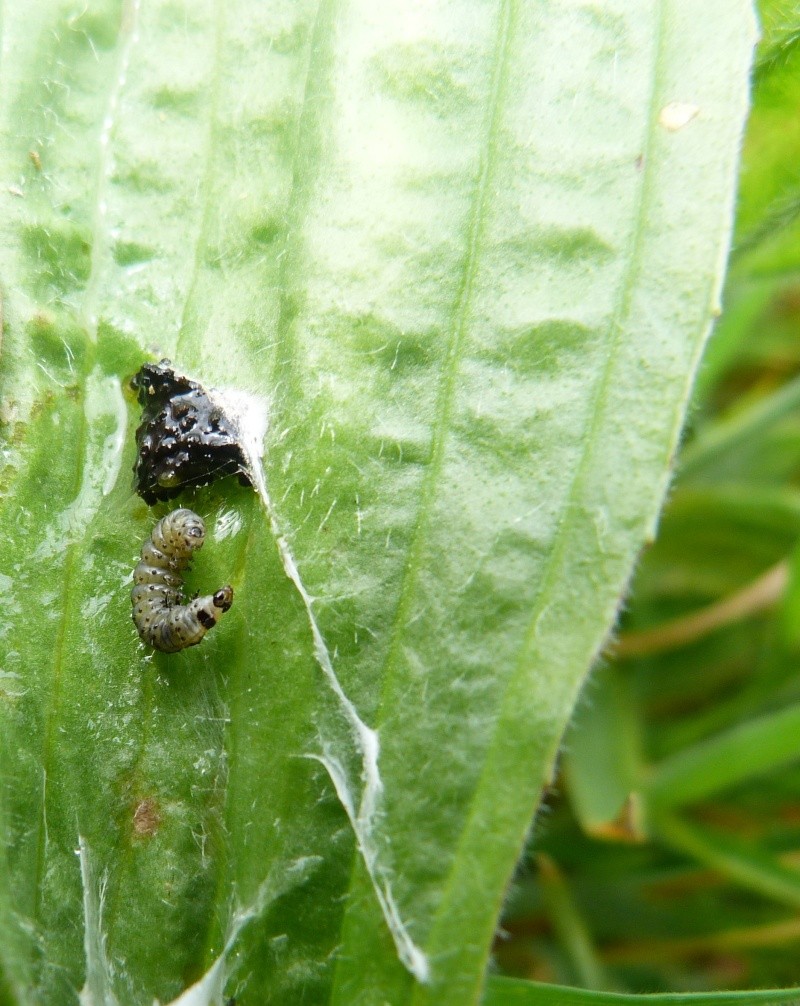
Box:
131, 360, 251, 505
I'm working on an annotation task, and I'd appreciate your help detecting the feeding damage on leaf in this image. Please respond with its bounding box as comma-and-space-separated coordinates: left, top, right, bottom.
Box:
132, 797, 162, 839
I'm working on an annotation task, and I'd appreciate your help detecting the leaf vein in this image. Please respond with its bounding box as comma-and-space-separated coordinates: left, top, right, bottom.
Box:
377, 0, 517, 720
175, 0, 225, 361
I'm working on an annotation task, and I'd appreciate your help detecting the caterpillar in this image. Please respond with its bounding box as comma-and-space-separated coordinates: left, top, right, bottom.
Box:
132, 508, 233, 653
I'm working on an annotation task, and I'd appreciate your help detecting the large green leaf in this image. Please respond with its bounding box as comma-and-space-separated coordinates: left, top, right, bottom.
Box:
0, 1, 755, 1004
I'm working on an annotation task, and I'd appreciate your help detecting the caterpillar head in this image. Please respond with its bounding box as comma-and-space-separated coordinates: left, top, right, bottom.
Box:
173, 509, 206, 551
195, 586, 234, 632
212, 586, 233, 612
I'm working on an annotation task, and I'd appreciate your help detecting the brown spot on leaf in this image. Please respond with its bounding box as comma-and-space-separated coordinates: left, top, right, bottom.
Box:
133, 797, 161, 838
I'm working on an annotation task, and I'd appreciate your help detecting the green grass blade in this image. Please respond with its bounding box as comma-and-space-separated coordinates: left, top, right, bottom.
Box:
645, 704, 800, 810
537, 855, 610, 991
483, 976, 800, 1006
678, 375, 800, 482
652, 813, 800, 911
564, 668, 643, 835
729, 5, 800, 276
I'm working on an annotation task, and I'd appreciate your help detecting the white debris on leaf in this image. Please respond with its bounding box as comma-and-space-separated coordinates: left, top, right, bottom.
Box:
160, 858, 321, 1006
213, 508, 244, 541
77, 836, 120, 1006
154, 367, 429, 983
226, 385, 430, 984
100, 376, 128, 497
658, 101, 699, 131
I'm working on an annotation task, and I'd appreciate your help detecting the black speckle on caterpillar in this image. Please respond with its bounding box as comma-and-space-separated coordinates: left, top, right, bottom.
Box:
132, 508, 233, 653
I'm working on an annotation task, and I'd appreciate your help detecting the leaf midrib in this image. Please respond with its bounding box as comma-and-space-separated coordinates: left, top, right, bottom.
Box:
371, 0, 516, 758
175, 0, 225, 363
330, 0, 519, 993
32, 368, 94, 932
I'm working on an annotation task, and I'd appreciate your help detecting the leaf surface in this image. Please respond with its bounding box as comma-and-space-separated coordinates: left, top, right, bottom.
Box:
0, 1, 756, 1003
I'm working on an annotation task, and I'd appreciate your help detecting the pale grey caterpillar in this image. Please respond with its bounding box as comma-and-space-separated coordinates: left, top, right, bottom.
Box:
132, 508, 233, 653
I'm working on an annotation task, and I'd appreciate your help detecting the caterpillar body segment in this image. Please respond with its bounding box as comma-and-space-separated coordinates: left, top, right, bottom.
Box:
132, 508, 233, 653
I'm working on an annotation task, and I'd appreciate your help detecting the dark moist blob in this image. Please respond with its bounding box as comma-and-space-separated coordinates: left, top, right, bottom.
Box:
131, 359, 251, 504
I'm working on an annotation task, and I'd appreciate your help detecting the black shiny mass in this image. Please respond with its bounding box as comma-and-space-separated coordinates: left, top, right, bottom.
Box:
131, 360, 251, 504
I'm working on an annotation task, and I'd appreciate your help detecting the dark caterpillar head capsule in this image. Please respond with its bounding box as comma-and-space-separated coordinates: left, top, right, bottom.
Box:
213, 586, 233, 612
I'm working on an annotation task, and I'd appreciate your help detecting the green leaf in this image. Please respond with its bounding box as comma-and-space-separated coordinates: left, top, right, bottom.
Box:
0, 1, 756, 1004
